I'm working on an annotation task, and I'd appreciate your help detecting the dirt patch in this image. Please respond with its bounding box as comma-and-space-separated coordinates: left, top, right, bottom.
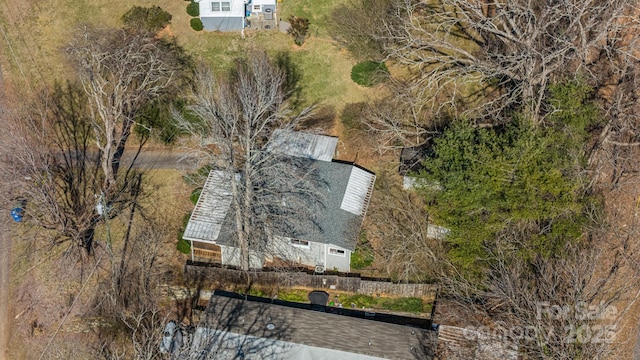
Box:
0, 216, 12, 360
588, 144, 640, 358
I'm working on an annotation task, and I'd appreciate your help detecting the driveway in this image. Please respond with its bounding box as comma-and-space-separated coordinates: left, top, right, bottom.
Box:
123, 149, 198, 170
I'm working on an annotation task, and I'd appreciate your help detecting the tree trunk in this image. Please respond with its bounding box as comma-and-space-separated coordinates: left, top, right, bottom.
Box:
79, 222, 97, 254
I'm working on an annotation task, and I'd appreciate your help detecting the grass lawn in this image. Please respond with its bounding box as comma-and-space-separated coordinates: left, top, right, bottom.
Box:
278, 0, 351, 37
247, 287, 432, 314
0, 0, 369, 111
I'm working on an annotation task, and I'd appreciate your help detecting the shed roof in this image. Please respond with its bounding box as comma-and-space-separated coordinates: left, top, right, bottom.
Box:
341, 166, 375, 216
182, 170, 233, 242
267, 130, 338, 162
184, 290, 437, 360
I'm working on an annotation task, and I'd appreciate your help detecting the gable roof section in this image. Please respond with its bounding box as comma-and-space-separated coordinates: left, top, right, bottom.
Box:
212, 160, 372, 251
267, 129, 338, 162
187, 290, 436, 360
285, 160, 373, 250
200, 17, 245, 31
190, 328, 387, 360
182, 170, 233, 242
184, 131, 375, 251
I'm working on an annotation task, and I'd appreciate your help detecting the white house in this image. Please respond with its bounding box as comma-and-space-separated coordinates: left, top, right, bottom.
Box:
195, 0, 277, 31
196, 0, 246, 31
182, 130, 376, 272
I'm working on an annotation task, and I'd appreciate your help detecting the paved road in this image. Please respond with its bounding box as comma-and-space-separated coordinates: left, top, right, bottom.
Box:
126, 150, 198, 170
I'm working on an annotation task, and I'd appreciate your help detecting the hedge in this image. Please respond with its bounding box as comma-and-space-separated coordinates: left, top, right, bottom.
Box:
190, 18, 204, 31
187, 2, 200, 17
351, 61, 389, 87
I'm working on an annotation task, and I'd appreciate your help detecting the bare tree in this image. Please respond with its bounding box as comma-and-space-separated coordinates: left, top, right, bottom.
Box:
0, 83, 137, 254
359, 0, 639, 147
65, 25, 190, 193
0, 26, 191, 255
92, 216, 175, 360
330, 0, 394, 61
587, 65, 640, 191
367, 171, 445, 282
434, 220, 638, 360
175, 49, 317, 271
361, 80, 444, 149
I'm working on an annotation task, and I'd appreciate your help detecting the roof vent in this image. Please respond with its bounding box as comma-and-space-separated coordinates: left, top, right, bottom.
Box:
266, 323, 276, 330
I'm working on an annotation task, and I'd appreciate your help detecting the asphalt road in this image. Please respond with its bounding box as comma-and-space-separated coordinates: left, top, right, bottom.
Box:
124, 150, 198, 170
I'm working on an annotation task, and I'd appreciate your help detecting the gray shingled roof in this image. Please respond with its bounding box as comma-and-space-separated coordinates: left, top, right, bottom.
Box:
290, 160, 373, 250
185, 132, 375, 251
213, 159, 374, 251
185, 291, 437, 360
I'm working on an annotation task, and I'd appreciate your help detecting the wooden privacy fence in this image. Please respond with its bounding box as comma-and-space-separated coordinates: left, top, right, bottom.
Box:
184, 262, 435, 298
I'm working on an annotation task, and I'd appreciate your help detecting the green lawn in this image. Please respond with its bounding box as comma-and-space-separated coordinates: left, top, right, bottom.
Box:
279, 0, 351, 37
0, 0, 368, 113
247, 288, 432, 314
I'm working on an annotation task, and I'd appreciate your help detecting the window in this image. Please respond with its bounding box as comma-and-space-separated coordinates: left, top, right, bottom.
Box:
221, 2, 231, 11
329, 248, 346, 256
290, 239, 310, 247
253, 4, 261, 11
211, 2, 220, 11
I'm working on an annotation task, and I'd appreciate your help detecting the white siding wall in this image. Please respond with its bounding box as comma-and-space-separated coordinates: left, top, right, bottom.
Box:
325, 246, 351, 272
270, 236, 351, 272
271, 236, 324, 267
220, 245, 264, 269
199, 0, 245, 18
251, 0, 276, 12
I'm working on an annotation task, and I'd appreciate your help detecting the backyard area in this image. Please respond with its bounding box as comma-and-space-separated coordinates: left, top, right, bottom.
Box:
246, 287, 433, 315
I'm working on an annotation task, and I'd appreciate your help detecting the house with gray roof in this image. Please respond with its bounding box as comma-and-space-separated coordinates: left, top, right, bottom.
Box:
182, 130, 376, 272
178, 290, 437, 359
